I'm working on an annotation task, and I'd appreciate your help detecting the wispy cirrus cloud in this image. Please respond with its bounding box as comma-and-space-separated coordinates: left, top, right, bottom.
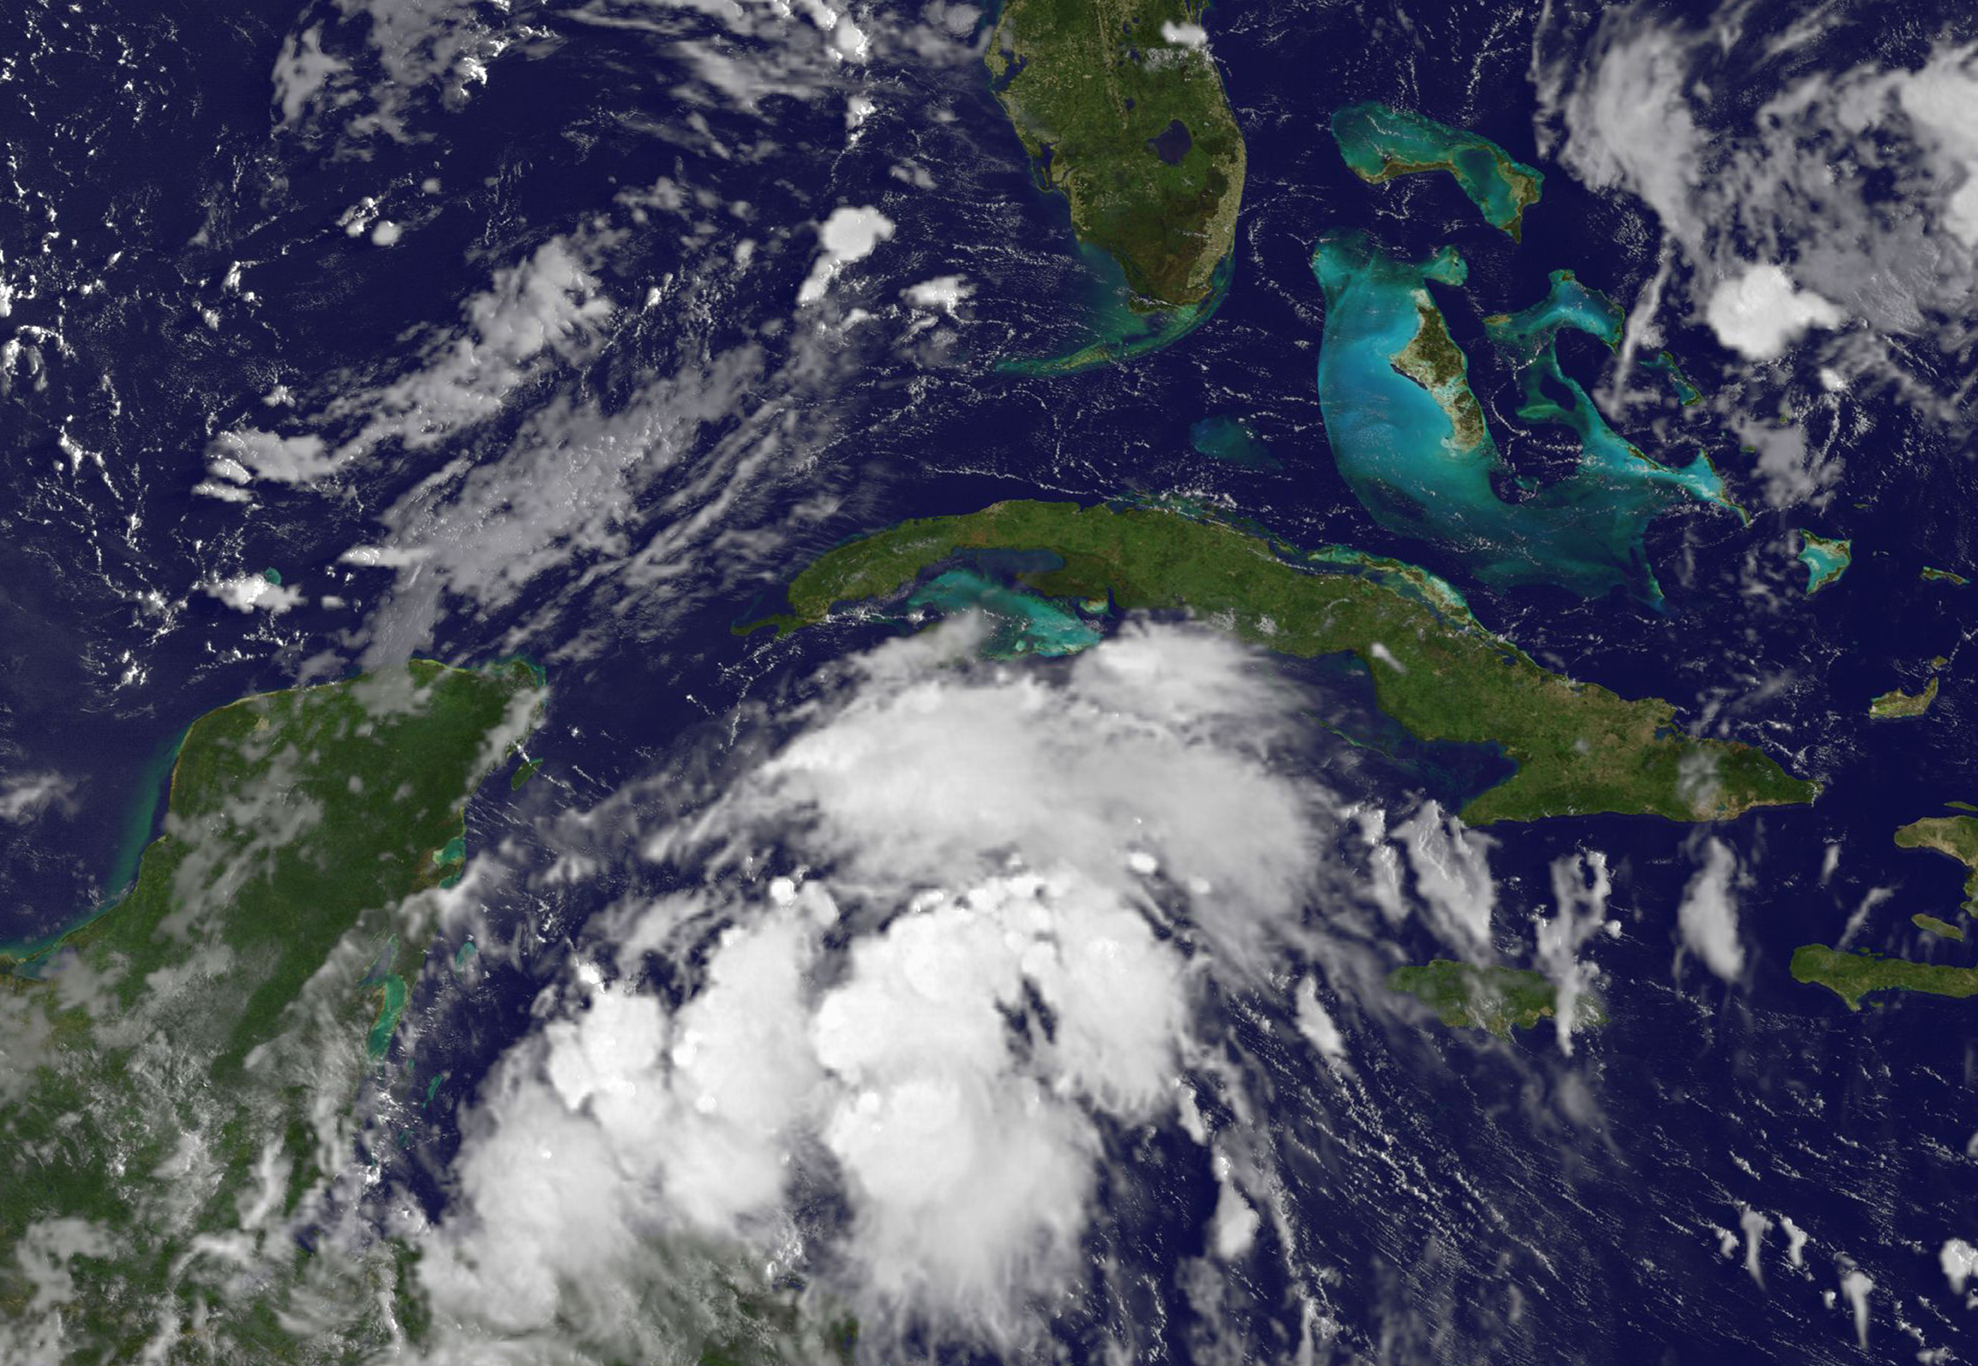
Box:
1539, 8, 1978, 424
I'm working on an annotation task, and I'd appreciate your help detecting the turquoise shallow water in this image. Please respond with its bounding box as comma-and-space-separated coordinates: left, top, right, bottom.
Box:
1311, 230, 1737, 606
997, 245, 1230, 376
1330, 102, 1543, 237
1641, 350, 1702, 405
906, 568, 1102, 657
1798, 534, 1853, 592
0, 721, 190, 969
359, 937, 407, 1061
1189, 415, 1279, 469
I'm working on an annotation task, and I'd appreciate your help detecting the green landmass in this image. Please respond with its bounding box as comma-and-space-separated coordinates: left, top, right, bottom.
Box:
985, 0, 1245, 312
1789, 944, 1978, 1010
1869, 675, 1938, 718
1912, 913, 1965, 942
1330, 102, 1543, 239
742, 500, 1817, 825
511, 757, 541, 789
0, 659, 542, 1358
1894, 811, 1978, 913
1391, 299, 1489, 450
1385, 960, 1595, 1037
1798, 531, 1852, 593
1922, 566, 1969, 585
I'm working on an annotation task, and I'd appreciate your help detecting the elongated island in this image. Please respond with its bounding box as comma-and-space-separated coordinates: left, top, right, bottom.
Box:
1790, 808, 1978, 1011
1790, 946, 1978, 1010
1331, 102, 1544, 239
1869, 676, 1938, 719
741, 500, 1816, 827
1386, 960, 1597, 1037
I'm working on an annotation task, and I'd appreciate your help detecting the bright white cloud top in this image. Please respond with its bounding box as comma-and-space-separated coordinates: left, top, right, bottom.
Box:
414, 618, 1362, 1358
1677, 838, 1744, 982
1703, 264, 1845, 361
798, 207, 896, 306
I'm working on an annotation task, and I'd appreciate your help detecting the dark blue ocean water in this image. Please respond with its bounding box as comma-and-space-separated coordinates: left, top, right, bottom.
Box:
2, 0, 1974, 1359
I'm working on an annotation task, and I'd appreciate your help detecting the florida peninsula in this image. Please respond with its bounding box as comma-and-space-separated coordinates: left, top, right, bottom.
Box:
986, 0, 1245, 312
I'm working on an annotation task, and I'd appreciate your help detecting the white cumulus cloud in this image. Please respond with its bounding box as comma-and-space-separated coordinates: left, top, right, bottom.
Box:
418, 619, 1339, 1359
202, 574, 304, 615
1943, 1238, 1978, 1295
1544, 14, 1978, 390
0, 771, 78, 824
1677, 837, 1744, 981
798, 206, 895, 306
1703, 264, 1846, 361
1160, 20, 1208, 48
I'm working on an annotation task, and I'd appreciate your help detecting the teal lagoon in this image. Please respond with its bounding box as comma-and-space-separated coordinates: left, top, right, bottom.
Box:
359, 937, 408, 1061
906, 568, 1102, 657
1798, 532, 1852, 593
1331, 102, 1544, 239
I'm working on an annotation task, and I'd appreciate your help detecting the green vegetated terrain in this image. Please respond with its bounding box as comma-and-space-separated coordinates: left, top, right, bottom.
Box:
1921, 566, 1969, 586
743, 500, 1817, 825
0, 659, 541, 1359
1385, 961, 1592, 1037
985, 0, 1245, 310
1391, 293, 1489, 449
1330, 101, 1543, 239
1894, 810, 1978, 912
1790, 815, 1978, 1010
1912, 913, 1965, 942
1869, 675, 1938, 718
1789, 945, 1978, 1010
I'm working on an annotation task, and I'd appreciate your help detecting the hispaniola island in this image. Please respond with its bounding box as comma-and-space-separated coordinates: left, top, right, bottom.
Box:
4, 0, 1978, 1361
